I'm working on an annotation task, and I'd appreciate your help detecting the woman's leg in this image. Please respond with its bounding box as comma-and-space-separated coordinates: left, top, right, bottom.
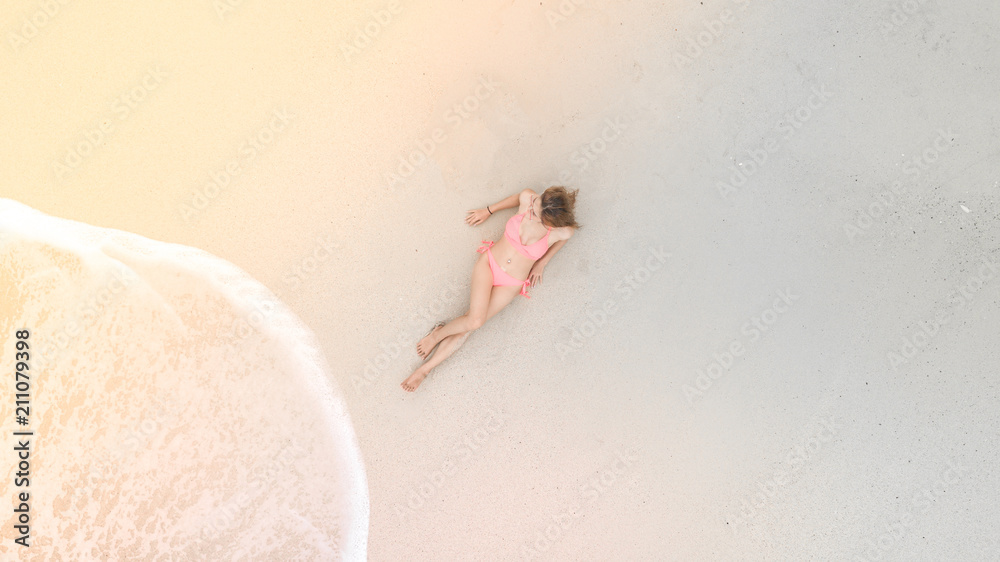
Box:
401, 333, 469, 391
416, 251, 493, 358
402, 284, 522, 391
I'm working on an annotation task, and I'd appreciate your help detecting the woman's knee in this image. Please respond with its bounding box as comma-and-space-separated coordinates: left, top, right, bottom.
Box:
466, 313, 486, 331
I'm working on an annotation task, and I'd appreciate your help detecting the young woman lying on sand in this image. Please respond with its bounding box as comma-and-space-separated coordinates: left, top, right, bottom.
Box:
401, 186, 580, 391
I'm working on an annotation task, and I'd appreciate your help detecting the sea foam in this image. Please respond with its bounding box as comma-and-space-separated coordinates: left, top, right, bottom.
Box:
0, 199, 368, 560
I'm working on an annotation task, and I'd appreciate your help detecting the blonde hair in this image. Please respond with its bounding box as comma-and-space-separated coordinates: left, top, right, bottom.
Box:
540, 186, 580, 229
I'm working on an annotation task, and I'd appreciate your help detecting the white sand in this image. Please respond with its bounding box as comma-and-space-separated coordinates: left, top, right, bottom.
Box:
2, 0, 999, 559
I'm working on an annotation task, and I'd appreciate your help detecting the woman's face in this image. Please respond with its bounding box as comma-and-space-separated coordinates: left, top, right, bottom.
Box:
528, 194, 547, 226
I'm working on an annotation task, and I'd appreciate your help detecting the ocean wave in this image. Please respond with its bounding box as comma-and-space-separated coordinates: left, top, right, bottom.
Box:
0, 199, 368, 560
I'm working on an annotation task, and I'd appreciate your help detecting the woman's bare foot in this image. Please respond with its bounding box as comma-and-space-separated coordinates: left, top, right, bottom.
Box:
401, 365, 430, 392
416, 324, 443, 359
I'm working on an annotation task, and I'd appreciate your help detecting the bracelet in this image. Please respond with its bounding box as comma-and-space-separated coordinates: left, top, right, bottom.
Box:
487, 205, 492, 214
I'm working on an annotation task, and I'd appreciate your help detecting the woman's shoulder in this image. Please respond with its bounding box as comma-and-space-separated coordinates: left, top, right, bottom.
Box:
550, 225, 575, 242
514, 188, 536, 214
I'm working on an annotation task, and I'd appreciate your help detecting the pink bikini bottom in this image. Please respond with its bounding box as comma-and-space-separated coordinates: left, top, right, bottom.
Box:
477, 240, 531, 298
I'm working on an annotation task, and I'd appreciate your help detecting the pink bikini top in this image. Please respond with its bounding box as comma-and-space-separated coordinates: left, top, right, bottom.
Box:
505, 212, 551, 260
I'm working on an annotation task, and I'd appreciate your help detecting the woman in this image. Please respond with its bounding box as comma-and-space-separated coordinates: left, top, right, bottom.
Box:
401, 186, 580, 391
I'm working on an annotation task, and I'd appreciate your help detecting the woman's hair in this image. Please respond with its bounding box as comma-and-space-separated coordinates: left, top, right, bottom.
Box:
540, 186, 581, 229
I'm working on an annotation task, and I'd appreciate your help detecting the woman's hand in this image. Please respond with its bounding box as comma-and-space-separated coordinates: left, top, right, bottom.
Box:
527, 262, 545, 286
465, 208, 491, 226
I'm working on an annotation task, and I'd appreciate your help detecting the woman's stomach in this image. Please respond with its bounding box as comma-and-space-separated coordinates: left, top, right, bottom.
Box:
488, 237, 535, 280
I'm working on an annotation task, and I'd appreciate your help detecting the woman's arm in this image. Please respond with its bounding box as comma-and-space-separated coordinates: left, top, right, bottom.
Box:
491, 189, 531, 213
535, 239, 566, 269
527, 229, 573, 286
465, 189, 534, 226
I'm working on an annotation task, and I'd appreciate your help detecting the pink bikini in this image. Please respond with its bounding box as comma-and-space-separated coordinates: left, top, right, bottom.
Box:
477, 211, 551, 298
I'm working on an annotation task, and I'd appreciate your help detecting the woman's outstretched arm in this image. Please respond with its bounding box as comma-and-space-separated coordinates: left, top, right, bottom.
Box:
465, 189, 533, 226
527, 230, 573, 286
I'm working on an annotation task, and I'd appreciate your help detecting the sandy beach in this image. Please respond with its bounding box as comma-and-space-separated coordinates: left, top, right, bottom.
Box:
2, 0, 999, 559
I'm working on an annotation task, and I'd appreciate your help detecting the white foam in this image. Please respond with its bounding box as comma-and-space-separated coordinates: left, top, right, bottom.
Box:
0, 199, 368, 560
